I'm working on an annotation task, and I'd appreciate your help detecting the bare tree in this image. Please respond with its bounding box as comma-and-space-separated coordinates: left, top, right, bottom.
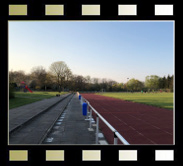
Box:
85, 75, 91, 84
73, 75, 86, 91
44, 72, 56, 91
9, 70, 26, 86
49, 61, 71, 92
30, 66, 47, 90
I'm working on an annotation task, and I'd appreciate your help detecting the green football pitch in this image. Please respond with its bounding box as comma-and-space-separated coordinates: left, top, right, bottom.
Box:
96, 92, 173, 110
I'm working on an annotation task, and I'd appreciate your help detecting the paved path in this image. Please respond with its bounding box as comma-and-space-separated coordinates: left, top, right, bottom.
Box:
81, 93, 173, 145
9, 94, 73, 144
9, 93, 106, 145
43, 94, 97, 144
9, 94, 70, 133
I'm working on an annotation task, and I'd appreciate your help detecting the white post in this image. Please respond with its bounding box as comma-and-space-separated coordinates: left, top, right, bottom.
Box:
114, 133, 118, 145
89, 109, 92, 129
90, 106, 92, 119
96, 115, 99, 144
80, 96, 83, 105
87, 104, 90, 119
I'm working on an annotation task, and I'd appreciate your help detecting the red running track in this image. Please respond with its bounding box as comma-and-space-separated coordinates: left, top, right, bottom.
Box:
81, 93, 173, 145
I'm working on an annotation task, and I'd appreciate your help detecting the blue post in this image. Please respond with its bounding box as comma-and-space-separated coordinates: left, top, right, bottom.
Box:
82, 102, 87, 116
79, 95, 81, 100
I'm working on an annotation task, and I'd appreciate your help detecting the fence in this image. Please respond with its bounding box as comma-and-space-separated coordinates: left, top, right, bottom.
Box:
77, 92, 130, 145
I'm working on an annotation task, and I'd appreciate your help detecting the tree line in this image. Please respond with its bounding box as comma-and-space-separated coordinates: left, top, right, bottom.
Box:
9, 61, 174, 95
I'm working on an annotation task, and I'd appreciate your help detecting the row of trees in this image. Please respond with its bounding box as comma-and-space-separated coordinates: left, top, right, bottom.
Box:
9, 61, 174, 93
145, 75, 173, 92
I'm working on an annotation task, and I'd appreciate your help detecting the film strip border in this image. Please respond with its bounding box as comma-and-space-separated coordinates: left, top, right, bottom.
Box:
8, 4, 174, 16
8, 149, 175, 161
4, 1, 177, 165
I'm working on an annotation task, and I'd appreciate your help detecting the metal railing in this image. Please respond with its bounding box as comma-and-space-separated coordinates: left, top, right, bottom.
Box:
77, 92, 130, 145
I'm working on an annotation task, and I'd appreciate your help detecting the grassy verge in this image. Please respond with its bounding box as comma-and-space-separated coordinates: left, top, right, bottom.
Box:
96, 92, 173, 110
9, 91, 69, 109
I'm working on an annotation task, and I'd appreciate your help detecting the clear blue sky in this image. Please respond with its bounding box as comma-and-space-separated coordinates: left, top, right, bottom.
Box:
9, 21, 174, 83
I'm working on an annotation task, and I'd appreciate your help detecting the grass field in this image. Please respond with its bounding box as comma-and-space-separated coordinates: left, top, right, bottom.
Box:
9, 91, 68, 109
96, 92, 174, 110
